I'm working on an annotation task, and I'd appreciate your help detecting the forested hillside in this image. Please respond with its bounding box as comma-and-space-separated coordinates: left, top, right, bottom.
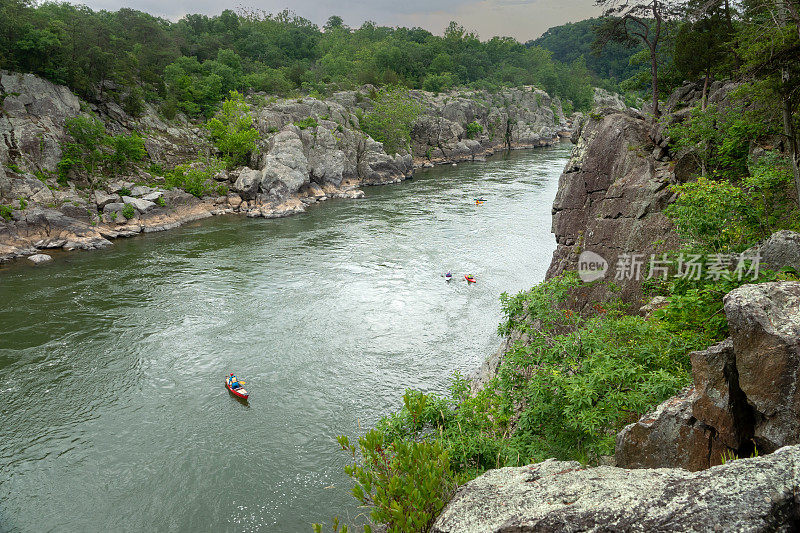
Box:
529, 18, 647, 84
0, 1, 594, 117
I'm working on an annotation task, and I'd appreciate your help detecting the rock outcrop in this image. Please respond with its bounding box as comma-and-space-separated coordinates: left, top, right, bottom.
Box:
410, 87, 561, 166
1, 71, 564, 264
432, 445, 800, 532
616, 281, 800, 470
546, 106, 679, 307
592, 87, 628, 111
545, 81, 742, 310
746, 230, 800, 273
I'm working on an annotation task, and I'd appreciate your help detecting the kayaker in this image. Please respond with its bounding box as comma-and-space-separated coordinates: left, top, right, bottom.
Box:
229, 373, 241, 389
445, 271, 452, 278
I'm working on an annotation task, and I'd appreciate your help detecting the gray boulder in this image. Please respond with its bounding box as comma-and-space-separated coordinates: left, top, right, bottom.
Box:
259, 129, 310, 197
141, 191, 163, 203
129, 185, 152, 197
432, 445, 800, 533
724, 282, 800, 452
747, 230, 800, 273
592, 87, 627, 111
121, 196, 156, 213
102, 202, 125, 215
27, 253, 52, 264
94, 190, 121, 208
232, 168, 261, 200
615, 387, 722, 472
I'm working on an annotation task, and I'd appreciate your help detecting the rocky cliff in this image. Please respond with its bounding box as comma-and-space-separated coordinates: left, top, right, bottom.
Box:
455, 81, 800, 530
546, 81, 739, 309
617, 277, 800, 471
0, 71, 564, 264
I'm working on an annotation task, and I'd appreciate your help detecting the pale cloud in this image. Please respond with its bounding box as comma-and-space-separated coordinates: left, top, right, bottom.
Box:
74, 0, 602, 41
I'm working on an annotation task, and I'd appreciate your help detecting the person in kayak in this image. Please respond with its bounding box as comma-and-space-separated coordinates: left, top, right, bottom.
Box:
229, 373, 241, 389
445, 271, 452, 278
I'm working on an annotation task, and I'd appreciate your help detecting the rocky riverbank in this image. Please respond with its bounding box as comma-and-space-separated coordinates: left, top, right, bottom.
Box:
0, 71, 569, 265
449, 80, 800, 530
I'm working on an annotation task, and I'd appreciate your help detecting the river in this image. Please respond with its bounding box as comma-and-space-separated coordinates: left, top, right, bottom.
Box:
0, 144, 570, 532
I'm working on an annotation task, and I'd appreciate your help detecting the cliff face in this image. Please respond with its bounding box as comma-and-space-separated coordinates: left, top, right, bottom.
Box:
0, 71, 562, 263
546, 106, 679, 307
617, 278, 800, 472
454, 83, 800, 528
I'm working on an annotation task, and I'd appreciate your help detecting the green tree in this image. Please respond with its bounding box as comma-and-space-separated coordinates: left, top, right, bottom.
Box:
594, 0, 683, 117
360, 87, 423, 155
206, 90, 259, 167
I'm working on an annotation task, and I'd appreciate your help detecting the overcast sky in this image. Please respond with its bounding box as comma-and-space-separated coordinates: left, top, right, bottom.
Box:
73, 0, 604, 42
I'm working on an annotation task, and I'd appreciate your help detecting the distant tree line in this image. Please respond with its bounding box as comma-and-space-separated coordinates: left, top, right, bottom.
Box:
0, 1, 596, 117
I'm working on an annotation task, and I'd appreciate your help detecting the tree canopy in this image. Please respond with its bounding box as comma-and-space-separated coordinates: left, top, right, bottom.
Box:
0, 4, 596, 115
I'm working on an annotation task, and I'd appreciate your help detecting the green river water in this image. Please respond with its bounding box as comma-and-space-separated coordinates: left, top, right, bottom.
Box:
0, 144, 571, 532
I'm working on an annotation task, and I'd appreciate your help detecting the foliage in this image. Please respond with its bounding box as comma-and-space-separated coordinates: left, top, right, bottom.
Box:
164, 157, 226, 197
464, 121, 483, 139
664, 153, 799, 252
422, 73, 456, 93
666, 103, 771, 180
336, 414, 455, 532
58, 115, 147, 184
206, 90, 259, 168
360, 87, 423, 155
121, 203, 135, 219
531, 17, 648, 83
672, 5, 734, 98
18, 197, 27, 210
293, 117, 318, 130
0, 4, 600, 117
0, 204, 12, 220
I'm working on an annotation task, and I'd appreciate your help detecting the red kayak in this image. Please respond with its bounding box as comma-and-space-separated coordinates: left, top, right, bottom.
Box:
465, 275, 476, 283
226, 375, 249, 399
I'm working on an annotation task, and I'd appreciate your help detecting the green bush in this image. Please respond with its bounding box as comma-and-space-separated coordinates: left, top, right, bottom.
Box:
206, 90, 259, 168
243, 68, 293, 95
664, 152, 799, 253
58, 115, 148, 184
333, 392, 457, 533
360, 87, 423, 155
293, 117, 318, 130
0, 204, 12, 220
464, 121, 483, 139
121, 203, 135, 219
123, 87, 146, 117
666, 104, 770, 180
422, 73, 456, 93
107, 133, 147, 174
164, 158, 226, 197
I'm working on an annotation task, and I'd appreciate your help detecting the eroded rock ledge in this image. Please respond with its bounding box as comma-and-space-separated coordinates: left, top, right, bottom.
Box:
432, 445, 800, 533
